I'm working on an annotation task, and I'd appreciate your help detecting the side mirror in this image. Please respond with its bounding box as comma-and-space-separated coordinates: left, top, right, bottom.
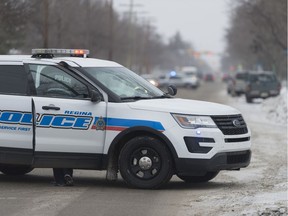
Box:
90, 90, 102, 103
167, 85, 177, 96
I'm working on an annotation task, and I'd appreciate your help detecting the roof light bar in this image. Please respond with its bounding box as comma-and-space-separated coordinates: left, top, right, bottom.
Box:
32, 49, 90, 58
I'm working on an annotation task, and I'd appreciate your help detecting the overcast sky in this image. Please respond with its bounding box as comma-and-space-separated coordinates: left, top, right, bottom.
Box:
115, 0, 231, 53
114, 0, 231, 69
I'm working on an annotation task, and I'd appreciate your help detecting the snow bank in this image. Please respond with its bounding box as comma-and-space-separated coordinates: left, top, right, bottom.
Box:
222, 81, 287, 126
261, 84, 287, 126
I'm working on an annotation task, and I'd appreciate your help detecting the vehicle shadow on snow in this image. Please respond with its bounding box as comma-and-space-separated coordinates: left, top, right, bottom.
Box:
162, 180, 241, 191
0, 173, 242, 191
0, 173, 126, 189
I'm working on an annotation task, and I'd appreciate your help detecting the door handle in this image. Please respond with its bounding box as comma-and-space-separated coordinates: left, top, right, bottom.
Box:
42, 105, 60, 111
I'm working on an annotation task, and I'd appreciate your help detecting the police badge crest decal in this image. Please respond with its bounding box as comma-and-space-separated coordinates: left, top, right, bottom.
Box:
95, 117, 105, 130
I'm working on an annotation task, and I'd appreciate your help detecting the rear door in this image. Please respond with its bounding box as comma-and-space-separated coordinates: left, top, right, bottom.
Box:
25, 62, 107, 168
0, 62, 33, 165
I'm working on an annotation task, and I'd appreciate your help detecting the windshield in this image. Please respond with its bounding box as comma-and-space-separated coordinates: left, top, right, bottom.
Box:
184, 72, 197, 76
83, 67, 165, 100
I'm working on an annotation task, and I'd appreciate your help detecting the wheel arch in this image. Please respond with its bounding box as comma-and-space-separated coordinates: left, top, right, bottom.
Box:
104, 126, 178, 178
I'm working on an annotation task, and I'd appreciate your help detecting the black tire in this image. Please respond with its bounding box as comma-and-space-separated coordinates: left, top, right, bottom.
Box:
177, 171, 219, 183
119, 136, 174, 189
231, 90, 236, 97
245, 95, 253, 103
0, 165, 34, 176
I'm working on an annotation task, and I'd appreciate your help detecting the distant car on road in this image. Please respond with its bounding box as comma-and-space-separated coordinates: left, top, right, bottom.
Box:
158, 73, 183, 88
180, 66, 200, 88
158, 71, 199, 89
245, 71, 281, 103
141, 74, 159, 87
232, 71, 249, 96
222, 73, 232, 82
203, 73, 215, 82
227, 77, 236, 95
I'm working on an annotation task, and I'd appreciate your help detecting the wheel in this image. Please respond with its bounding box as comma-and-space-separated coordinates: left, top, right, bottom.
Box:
177, 171, 219, 183
0, 165, 34, 176
119, 136, 174, 189
245, 95, 253, 103
231, 89, 236, 97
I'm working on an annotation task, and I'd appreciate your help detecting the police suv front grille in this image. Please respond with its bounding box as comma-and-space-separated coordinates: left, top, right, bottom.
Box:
211, 115, 248, 135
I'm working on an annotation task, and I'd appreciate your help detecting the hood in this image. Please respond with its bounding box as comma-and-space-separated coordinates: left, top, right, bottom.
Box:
128, 98, 240, 116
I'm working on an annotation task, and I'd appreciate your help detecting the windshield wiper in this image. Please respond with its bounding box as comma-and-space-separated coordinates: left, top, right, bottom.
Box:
151, 94, 171, 99
121, 94, 171, 101
121, 96, 152, 101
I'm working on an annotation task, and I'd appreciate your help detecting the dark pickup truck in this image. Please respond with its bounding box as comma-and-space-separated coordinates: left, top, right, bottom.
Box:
245, 71, 281, 103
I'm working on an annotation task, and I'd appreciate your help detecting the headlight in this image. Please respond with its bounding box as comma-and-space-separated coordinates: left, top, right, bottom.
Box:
191, 76, 197, 83
172, 114, 217, 129
149, 79, 158, 86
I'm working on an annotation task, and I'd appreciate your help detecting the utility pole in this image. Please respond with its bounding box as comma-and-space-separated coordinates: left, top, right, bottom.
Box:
141, 17, 156, 74
120, 0, 143, 69
144, 21, 151, 74
108, 0, 114, 60
43, 0, 49, 48
127, 0, 134, 69
86, 0, 91, 49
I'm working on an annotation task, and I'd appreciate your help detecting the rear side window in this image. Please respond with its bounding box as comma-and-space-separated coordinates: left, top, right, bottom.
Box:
0, 65, 28, 95
236, 73, 248, 80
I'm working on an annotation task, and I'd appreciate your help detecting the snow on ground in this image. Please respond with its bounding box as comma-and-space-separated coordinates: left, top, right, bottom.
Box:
216, 86, 288, 216
221, 84, 287, 127
262, 86, 287, 126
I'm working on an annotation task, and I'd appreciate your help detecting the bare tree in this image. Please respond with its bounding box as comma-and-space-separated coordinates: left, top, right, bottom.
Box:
224, 0, 287, 79
0, 0, 203, 74
0, 0, 29, 53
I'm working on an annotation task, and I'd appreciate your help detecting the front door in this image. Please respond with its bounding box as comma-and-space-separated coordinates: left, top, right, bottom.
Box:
26, 63, 107, 168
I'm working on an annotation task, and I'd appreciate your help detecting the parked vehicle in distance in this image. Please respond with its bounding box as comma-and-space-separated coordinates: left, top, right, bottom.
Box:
140, 74, 159, 87
182, 72, 200, 88
203, 73, 215, 82
180, 66, 200, 89
222, 73, 232, 82
245, 71, 281, 103
232, 71, 249, 96
158, 72, 183, 88
227, 77, 236, 95
158, 70, 199, 89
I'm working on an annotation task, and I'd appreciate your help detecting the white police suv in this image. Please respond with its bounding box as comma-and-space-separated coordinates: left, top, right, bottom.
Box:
0, 49, 251, 189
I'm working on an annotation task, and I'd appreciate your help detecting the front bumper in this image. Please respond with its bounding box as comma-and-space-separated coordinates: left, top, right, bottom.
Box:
175, 150, 251, 176
246, 90, 280, 98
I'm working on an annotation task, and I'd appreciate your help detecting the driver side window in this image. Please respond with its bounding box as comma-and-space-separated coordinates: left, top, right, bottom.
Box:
29, 64, 89, 99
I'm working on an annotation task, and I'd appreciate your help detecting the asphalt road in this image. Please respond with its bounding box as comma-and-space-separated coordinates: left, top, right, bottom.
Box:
0, 80, 286, 216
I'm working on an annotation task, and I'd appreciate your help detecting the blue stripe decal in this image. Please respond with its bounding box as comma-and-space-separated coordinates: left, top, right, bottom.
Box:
93, 117, 165, 131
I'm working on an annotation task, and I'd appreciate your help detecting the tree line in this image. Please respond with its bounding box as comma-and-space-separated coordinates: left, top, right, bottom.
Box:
0, 0, 211, 74
222, 0, 287, 79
